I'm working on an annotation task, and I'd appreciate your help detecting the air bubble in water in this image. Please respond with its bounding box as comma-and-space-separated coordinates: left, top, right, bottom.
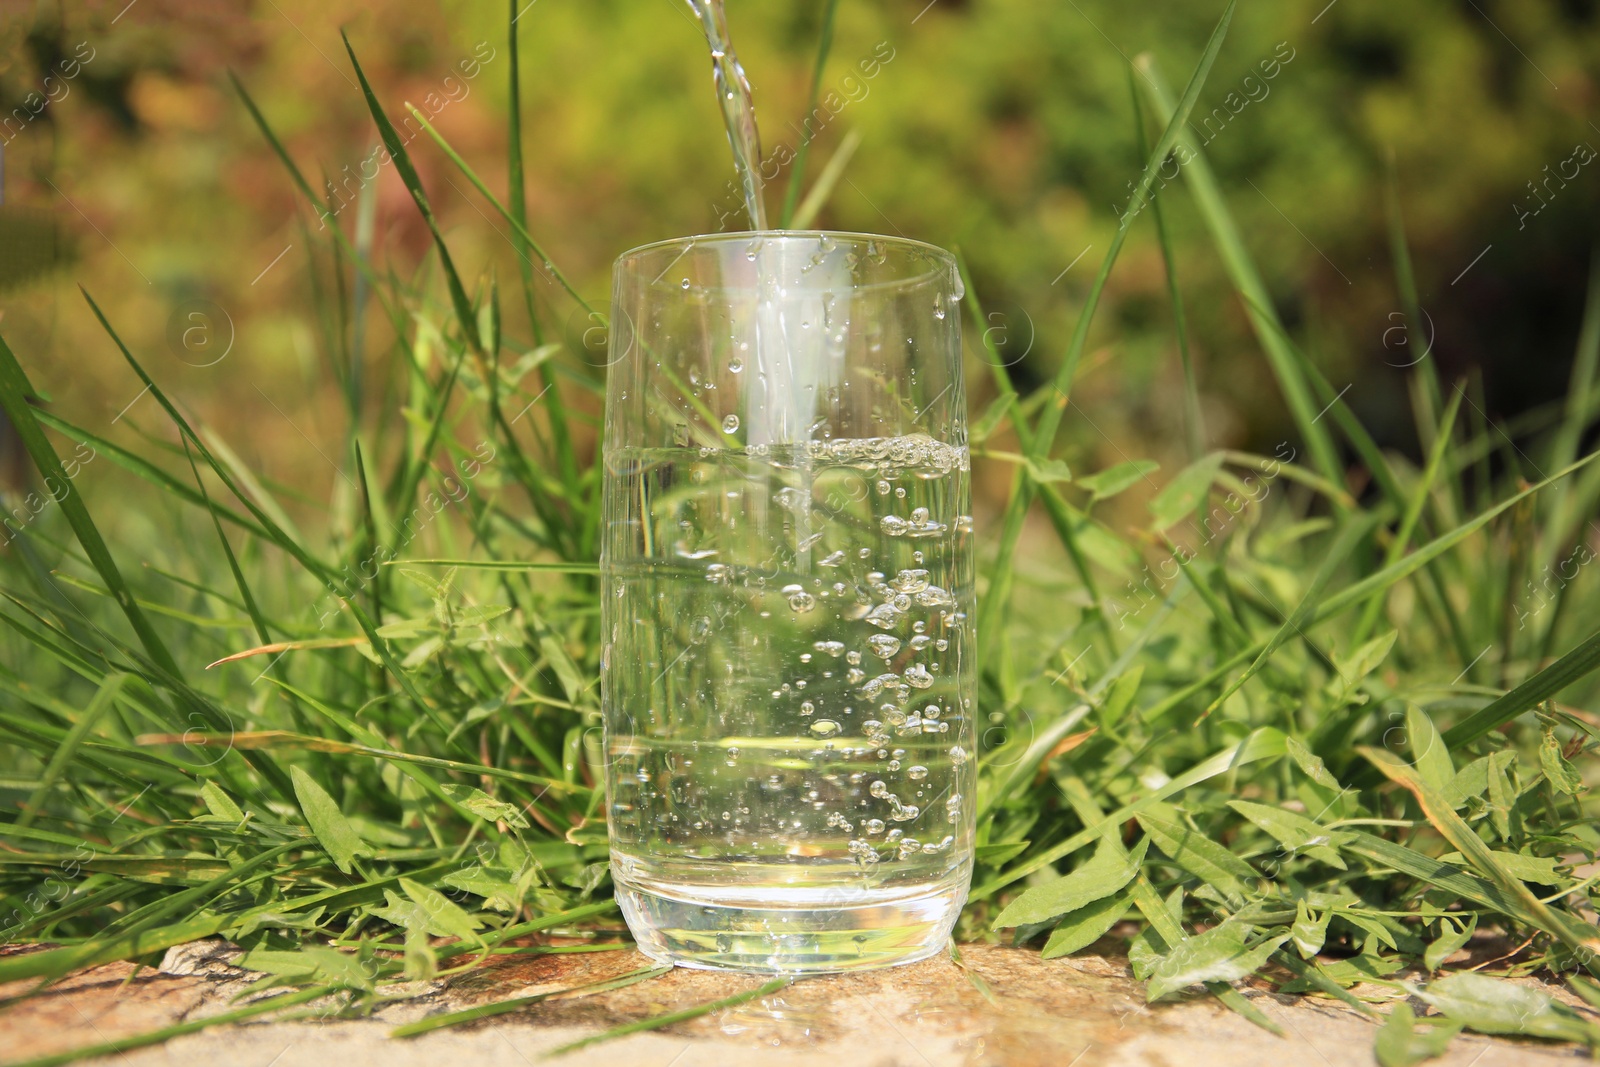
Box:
865, 818, 885, 835
865, 603, 900, 628
800, 700, 816, 716
868, 634, 902, 660
890, 804, 920, 822
949, 745, 969, 765
728, 357, 744, 373
722, 414, 740, 433
869, 780, 888, 798
681, 278, 692, 289
813, 640, 846, 657
705, 563, 732, 583
782, 584, 817, 613
809, 719, 841, 738
908, 765, 928, 780
820, 550, 846, 567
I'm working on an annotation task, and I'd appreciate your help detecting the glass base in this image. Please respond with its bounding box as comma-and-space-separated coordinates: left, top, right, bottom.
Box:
613, 864, 968, 974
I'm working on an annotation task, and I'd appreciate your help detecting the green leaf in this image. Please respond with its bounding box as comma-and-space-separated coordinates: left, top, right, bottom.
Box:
1424, 914, 1476, 972
290, 766, 368, 875
1405, 705, 1456, 792
993, 837, 1149, 929
1097, 665, 1144, 733
1025, 456, 1073, 484
440, 783, 530, 829
1149, 452, 1223, 530
400, 877, 483, 946
438, 867, 524, 913
1079, 460, 1157, 502
1540, 725, 1584, 796
1375, 1002, 1460, 1067
1437, 851, 1566, 886
540, 634, 587, 703
1414, 972, 1600, 1047
1292, 900, 1328, 958
1146, 923, 1289, 1001
1285, 735, 1343, 791
970, 392, 1016, 444
199, 782, 245, 823
1330, 631, 1399, 703
1040, 891, 1128, 959
1136, 812, 1255, 906
1228, 799, 1353, 869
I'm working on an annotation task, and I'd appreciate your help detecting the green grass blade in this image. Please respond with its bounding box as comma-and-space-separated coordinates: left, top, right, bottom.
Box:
0, 333, 183, 678
546, 974, 791, 1057
1540, 251, 1600, 566
1353, 388, 1464, 646
1134, 57, 1344, 496
507, 0, 579, 490
1384, 156, 1444, 447
1132, 68, 1203, 459
5, 986, 334, 1067
341, 32, 480, 349
974, 727, 1285, 899
385, 558, 599, 573
14, 673, 128, 830
1441, 624, 1600, 749
1032, 0, 1236, 457
779, 0, 841, 228
1201, 514, 1379, 720
403, 102, 594, 317
789, 127, 861, 230
391, 964, 668, 1038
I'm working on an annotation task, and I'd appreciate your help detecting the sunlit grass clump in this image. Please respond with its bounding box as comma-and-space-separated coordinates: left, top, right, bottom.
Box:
4, 1, 1600, 1062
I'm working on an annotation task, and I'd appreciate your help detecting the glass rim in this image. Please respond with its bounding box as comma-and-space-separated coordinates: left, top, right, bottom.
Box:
614, 229, 957, 293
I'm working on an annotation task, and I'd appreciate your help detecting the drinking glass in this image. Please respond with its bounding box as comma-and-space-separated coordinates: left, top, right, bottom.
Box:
600, 231, 975, 973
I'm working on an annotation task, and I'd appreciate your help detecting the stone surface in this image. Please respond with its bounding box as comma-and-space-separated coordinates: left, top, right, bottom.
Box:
0, 941, 1592, 1066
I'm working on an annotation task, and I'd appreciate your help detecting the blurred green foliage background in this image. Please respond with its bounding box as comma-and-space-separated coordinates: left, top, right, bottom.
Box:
0, 0, 1596, 520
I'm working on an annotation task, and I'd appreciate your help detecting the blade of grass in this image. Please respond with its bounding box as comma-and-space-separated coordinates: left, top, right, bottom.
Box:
1441, 623, 1600, 749
1352, 389, 1464, 646
5, 985, 335, 1067
973, 727, 1286, 899
789, 128, 861, 230
391, 964, 668, 1037
14, 673, 128, 830
980, 1, 1237, 668
779, 0, 841, 228
1541, 251, 1600, 567
1133, 56, 1344, 497
507, 0, 578, 489
546, 974, 791, 1057
384, 558, 599, 573
1200, 513, 1379, 721
1384, 154, 1444, 449
1132, 68, 1203, 459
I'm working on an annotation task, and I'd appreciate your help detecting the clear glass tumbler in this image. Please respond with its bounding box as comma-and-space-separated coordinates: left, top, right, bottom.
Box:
600, 231, 975, 973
